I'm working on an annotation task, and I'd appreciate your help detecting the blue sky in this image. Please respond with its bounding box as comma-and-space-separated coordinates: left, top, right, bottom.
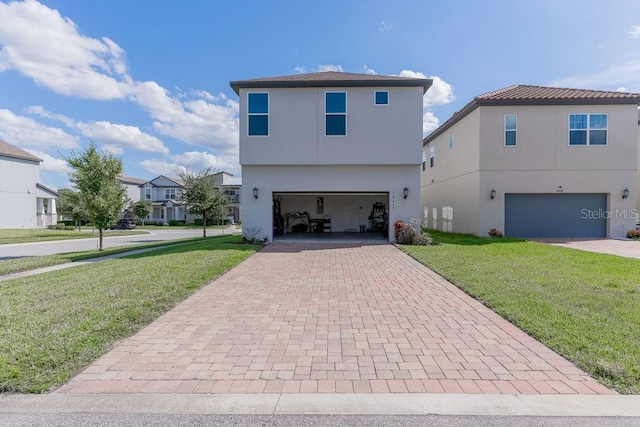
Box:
1, 0, 640, 189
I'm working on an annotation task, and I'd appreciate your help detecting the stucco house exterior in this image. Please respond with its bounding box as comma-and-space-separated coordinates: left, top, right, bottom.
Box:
230, 71, 432, 242
0, 139, 58, 228
421, 85, 640, 238
118, 176, 146, 204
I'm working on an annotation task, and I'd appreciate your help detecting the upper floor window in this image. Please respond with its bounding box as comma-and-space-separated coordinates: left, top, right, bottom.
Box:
144, 188, 152, 200
505, 114, 517, 146
449, 133, 454, 149
165, 188, 177, 199
430, 146, 435, 167
422, 150, 427, 171
569, 114, 607, 145
248, 93, 268, 136
325, 92, 346, 136
375, 91, 389, 105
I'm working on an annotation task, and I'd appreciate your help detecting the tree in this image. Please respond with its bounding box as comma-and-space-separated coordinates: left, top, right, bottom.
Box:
57, 188, 87, 230
178, 167, 228, 237
131, 200, 152, 226
66, 142, 127, 250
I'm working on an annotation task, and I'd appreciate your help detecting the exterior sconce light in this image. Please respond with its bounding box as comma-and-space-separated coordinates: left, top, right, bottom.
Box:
490, 189, 496, 199
403, 187, 409, 199
622, 188, 629, 199
253, 187, 258, 199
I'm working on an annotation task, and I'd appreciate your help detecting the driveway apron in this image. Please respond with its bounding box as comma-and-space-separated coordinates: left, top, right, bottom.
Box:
58, 243, 613, 395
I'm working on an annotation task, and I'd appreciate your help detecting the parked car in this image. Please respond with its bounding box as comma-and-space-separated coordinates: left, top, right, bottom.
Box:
109, 218, 135, 230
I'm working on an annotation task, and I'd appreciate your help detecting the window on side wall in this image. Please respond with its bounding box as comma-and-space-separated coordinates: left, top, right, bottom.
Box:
569, 114, 607, 145
422, 151, 427, 171
325, 92, 346, 136
449, 133, 454, 149
374, 91, 389, 105
505, 114, 517, 146
248, 93, 268, 136
430, 146, 435, 168
144, 188, 152, 200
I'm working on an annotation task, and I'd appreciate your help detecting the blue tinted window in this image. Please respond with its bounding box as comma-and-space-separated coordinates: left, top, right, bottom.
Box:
375, 91, 389, 105
505, 131, 516, 146
326, 92, 346, 113
569, 114, 587, 129
590, 114, 607, 129
248, 93, 268, 114
569, 114, 607, 145
326, 115, 346, 136
505, 115, 517, 130
590, 130, 607, 145
248, 115, 268, 136
569, 130, 587, 145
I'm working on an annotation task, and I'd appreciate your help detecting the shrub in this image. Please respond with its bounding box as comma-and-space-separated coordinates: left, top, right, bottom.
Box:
57, 220, 76, 227
395, 221, 432, 245
626, 229, 640, 239
488, 228, 504, 238
168, 219, 180, 226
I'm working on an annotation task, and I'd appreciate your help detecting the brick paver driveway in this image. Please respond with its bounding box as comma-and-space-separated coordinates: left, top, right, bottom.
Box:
59, 243, 612, 395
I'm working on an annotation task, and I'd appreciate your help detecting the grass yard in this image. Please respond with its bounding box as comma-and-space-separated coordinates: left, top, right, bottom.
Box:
0, 237, 205, 276
0, 229, 146, 245
401, 230, 640, 394
0, 235, 259, 393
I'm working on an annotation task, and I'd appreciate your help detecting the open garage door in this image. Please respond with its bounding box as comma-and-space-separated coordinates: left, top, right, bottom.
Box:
505, 193, 607, 238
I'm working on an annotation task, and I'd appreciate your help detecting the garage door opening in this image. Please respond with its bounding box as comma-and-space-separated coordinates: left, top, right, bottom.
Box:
505, 193, 607, 238
273, 192, 389, 242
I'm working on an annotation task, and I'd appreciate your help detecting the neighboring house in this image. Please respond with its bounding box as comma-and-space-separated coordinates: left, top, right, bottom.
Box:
212, 171, 242, 223
421, 85, 640, 238
139, 175, 186, 225
118, 176, 146, 204
0, 139, 57, 228
230, 71, 432, 242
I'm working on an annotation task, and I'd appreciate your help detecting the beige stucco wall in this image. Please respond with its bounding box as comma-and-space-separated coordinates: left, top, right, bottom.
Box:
238, 86, 424, 166
421, 108, 481, 234
0, 156, 39, 228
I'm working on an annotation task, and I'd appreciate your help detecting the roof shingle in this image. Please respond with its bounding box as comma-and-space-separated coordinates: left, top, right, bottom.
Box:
0, 139, 42, 163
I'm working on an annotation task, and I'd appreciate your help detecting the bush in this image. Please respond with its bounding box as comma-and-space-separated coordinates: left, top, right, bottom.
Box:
394, 220, 432, 245
488, 228, 504, 238
626, 229, 640, 239
57, 220, 75, 227
48, 224, 66, 230
168, 220, 180, 226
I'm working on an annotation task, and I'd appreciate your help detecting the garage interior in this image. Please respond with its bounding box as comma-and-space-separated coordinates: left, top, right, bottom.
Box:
273, 192, 389, 241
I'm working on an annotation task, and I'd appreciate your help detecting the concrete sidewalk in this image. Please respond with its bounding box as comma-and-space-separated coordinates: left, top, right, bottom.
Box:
537, 238, 640, 260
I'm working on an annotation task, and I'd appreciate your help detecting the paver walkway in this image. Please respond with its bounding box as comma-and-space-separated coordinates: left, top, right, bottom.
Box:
58, 243, 613, 395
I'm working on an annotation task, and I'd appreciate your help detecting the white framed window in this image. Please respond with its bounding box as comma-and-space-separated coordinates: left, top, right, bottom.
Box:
164, 188, 176, 199
505, 114, 517, 146
325, 92, 347, 136
374, 91, 389, 105
144, 188, 152, 200
422, 151, 427, 171
569, 114, 607, 145
449, 133, 454, 149
248, 92, 269, 136
430, 146, 435, 168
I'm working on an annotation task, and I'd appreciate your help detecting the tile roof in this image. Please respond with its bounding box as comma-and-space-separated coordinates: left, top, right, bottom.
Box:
0, 139, 42, 163
231, 71, 432, 94
424, 85, 640, 145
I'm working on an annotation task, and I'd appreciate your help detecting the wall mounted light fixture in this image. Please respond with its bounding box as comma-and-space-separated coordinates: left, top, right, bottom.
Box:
403, 187, 409, 199
623, 188, 629, 199
490, 188, 496, 199
253, 187, 258, 199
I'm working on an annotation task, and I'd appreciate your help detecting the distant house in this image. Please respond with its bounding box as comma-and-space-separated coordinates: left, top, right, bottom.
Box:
230, 71, 431, 241
0, 139, 58, 228
212, 171, 242, 223
118, 176, 146, 204
421, 85, 640, 238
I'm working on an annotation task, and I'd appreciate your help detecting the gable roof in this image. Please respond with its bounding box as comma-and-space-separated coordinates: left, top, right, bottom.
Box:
36, 183, 58, 197
231, 71, 432, 94
424, 84, 640, 145
118, 176, 147, 186
0, 139, 42, 163
143, 175, 185, 187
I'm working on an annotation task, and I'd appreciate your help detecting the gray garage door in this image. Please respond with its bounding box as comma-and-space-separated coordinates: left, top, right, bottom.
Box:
504, 193, 607, 238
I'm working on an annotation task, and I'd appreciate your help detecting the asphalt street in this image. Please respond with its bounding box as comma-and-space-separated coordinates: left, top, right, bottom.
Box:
0, 228, 239, 259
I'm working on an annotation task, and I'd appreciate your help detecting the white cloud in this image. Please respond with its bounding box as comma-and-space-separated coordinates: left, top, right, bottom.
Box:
76, 121, 169, 154
26, 105, 76, 127
362, 65, 377, 75
0, 0, 131, 100
630, 26, 640, 38
140, 151, 239, 176
616, 86, 628, 92
378, 21, 392, 33
423, 112, 440, 134
294, 66, 306, 74
551, 59, 640, 90
0, 108, 78, 149
101, 144, 124, 155
397, 70, 455, 108
24, 149, 70, 175
316, 64, 344, 72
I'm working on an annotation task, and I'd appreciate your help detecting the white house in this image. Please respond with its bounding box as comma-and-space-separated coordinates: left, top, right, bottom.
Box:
0, 139, 57, 228
118, 176, 146, 204
140, 175, 186, 225
421, 85, 640, 238
230, 71, 432, 242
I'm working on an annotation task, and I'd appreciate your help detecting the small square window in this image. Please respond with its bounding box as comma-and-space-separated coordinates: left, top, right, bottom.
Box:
375, 91, 389, 105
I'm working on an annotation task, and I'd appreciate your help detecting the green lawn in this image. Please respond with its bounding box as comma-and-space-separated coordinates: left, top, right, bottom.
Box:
0, 235, 259, 393
0, 237, 205, 276
0, 229, 146, 245
401, 230, 640, 394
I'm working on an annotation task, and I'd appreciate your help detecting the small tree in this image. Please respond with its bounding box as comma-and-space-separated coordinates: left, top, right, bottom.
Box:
66, 142, 127, 250
178, 167, 228, 237
131, 200, 152, 226
57, 188, 88, 231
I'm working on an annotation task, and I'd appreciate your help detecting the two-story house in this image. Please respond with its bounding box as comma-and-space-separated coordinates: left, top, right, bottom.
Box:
212, 171, 242, 223
230, 71, 432, 242
0, 139, 58, 228
140, 175, 186, 225
421, 85, 640, 238
118, 176, 146, 204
